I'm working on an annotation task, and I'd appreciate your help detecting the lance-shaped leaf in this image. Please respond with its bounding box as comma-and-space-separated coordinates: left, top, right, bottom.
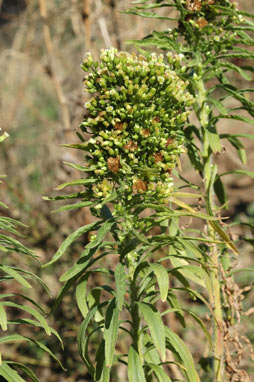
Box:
42, 221, 100, 268
0, 265, 31, 289
0, 362, 27, 382
138, 302, 166, 361
150, 263, 169, 302
115, 263, 126, 311
148, 363, 172, 382
0, 302, 51, 335
4, 362, 39, 382
128, 346, 146, 382
165, 327, 200, 382
76, 274, 89, 319
0, 302, 7, 331
54, 177, 97, 190
60, 220, 115, 282
0, 335, 65, 370
103, 299, 119, 367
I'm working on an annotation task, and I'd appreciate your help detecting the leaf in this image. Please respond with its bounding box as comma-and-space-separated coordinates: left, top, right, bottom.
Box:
115, 264, 126, 311
138, 302, 166, 361
95, 341, 110, 382
214, 176, 228, 206
0, 302, 51, 335
0, 336, 65, 370
60, 220, 115, 282
0, 362, 27, 382
226, 136, 246, 164
167, 291, 185, 328
167, 197, 219, 221
54, 177, 97, 190
170, 192, 201, 199
0, 303, 7, 331
170, 258, 206, 288
128, 346, 146, 382
165, 327, 200, 382
148, 363, 172, 382
206, 125, 222, 153
42, 221, 100, 268
220, 170, 254, 178
76, 275, 89, 319
103, 299, 119, 367
0, 265, 31, 289
5, 362, 39, 382
78, 302, 108, 363
63, 162, 97, 172
221, 61, 253, 81
52, 200, 94, 213
150, 263, 169, 302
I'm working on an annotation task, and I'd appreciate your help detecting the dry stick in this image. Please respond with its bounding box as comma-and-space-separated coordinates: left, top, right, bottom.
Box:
38, 0, 70, 130
95, 0, 112, 48
83, 0, 91, 51
70, 0, 81, 36
108, 0, 122, 50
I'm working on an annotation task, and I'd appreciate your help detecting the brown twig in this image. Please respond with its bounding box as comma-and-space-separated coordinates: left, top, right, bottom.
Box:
38, 0, 70, 130
83, 0, 91, 51
108, 0, 122, 50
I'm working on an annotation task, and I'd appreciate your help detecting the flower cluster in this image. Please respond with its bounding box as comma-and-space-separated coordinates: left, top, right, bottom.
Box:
183, 0, 239, 30
79, 48, 193, 207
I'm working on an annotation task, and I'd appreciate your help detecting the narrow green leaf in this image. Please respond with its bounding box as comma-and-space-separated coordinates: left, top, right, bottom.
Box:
138, 302, 166, 361
54, 178, 97, 190
42, 221, 100, 268
1, 302, 51, 335
170, 257, 205, 288
220, 169, 254, 178
207, 125, 222, 153
165, 327, 200, 382
150, 263, 169, 302
0, 362, 27, 382
148, 363, 172, 382
78, 302, 108, 362
115, 264, 126, 311
167, 197, 219, 221
5, 362, 39, 382
95, 341, 110, 382
214, 176, 228, 206
0, 303, 7, 331
128, 346, 146, 382
171, 192, 201, 199
103, 299, 119, 367
60, 220, 115, 282
0, 266, 31, 289
52, 200, 94, 213
76, 275, 89, 319
63, 162, 97, 172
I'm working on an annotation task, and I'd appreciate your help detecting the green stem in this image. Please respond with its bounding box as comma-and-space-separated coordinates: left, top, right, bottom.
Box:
130, 278, 143, 361
196, 76, 224, 382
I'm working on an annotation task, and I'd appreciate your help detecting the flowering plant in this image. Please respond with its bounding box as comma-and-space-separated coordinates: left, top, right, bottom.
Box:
45, 0, 254, 381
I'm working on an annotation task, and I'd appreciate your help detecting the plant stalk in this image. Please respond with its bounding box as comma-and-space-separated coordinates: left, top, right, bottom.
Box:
196, 76, 224, 382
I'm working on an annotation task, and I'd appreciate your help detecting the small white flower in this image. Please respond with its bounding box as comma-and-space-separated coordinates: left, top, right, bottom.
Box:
157, 76, 165, 85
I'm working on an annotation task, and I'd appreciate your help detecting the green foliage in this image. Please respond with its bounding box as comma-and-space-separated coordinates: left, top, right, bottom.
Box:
0, 131, 62, 380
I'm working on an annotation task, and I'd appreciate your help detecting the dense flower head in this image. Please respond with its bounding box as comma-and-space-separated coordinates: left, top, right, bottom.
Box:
182, 0, 240, 30
79, 48, 194, 207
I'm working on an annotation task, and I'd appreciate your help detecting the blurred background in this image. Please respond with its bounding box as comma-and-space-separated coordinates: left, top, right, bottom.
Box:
0, 0, 253, 381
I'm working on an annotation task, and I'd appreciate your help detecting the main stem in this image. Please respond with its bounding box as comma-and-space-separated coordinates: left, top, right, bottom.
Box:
196, 77, 224, 382
130, 278, 142, 357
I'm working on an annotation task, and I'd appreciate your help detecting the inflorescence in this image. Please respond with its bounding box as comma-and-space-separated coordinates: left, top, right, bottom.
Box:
79, 48, 194, 208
